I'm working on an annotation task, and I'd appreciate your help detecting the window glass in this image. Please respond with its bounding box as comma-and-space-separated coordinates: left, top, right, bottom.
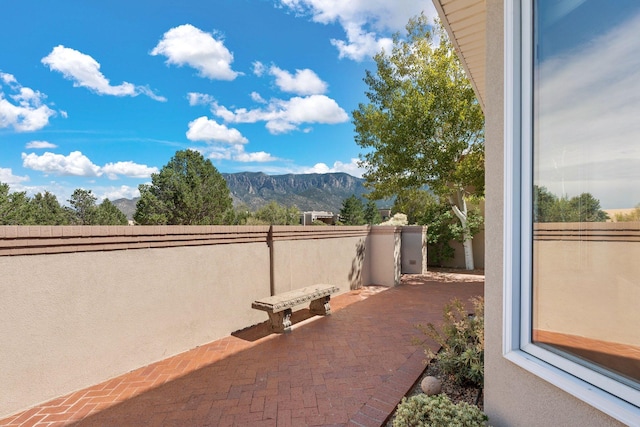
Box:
532, 0, 640, 388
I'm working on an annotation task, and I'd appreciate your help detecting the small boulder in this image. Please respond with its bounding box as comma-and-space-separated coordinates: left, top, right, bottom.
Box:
420, 376, 442, 395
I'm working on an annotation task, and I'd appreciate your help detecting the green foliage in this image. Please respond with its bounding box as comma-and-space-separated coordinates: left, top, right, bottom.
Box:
29, 191, 69, 225
311, 219, 329, 226
364, 199, 382, 224
417, 297, 484, 388
0, 184, 33, 225
253, 201, 300, 225
534, 186, 609, 222
615, 204, 640, 222
95, 199, 128, 225
340, 194, 366, 225
353, 14, 484, 202
68, 189, 98, 225
134, 149, 233, 225
393, 394, 488, 427
393, 190, 483, 266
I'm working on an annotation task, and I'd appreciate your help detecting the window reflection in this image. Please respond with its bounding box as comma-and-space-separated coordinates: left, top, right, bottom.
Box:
532, 0, 640, 387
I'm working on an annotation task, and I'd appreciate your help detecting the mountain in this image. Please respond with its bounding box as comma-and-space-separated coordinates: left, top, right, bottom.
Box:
222, 172, 372, 212
113, 172, 384, 220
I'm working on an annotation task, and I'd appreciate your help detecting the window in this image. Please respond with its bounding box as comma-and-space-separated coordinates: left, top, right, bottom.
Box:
505, 1, 640, 423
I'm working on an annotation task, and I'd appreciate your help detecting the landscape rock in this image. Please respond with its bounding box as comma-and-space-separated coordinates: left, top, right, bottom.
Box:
420, 376, 442, 395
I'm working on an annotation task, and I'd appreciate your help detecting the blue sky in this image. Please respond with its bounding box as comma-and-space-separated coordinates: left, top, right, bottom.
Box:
0, 0, 434, 203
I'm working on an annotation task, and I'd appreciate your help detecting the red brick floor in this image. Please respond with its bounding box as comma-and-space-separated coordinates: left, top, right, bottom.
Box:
0, 273, 483, 427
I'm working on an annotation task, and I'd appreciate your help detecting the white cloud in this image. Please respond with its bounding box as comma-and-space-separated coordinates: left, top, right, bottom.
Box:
41, 45, 166, 101
187, 92, 215, 106
212, 94, 348, 134
101, 161, 158, 180
331, 23, 393, 61
100, 185, 141, 201
21, 151, 158, 179
252, 61, 266, 76
186, 116, 248, 144
0, 72, 58, 131
200, 143, 278, 163
269, 65, 328, 95
25, 140, 57, 149
278, 0, 435, 61
303, 158, 364, 177
235, 151, 278, 162
22, 151, 102, 177
250, 91, 266, 103
151, 24, 239, 80
0, 167, 29, 185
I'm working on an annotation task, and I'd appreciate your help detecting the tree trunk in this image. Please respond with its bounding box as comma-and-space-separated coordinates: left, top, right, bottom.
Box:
450, 189, 475, 270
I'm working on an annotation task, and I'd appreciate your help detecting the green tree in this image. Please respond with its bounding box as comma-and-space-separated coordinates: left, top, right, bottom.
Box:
68, 189, 98, 225
134, 149, 233, 225
534, 186, 609, 222
95, 199, 128, 225
352, 15, 485, 269
0, 183, 32, 225
29, 191, 68, 225
340, 195, 366, 225
253, 201, 300, 225
364, 200, 382, 225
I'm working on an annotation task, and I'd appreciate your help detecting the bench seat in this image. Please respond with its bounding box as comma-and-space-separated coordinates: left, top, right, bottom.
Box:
252, 284, 340, 333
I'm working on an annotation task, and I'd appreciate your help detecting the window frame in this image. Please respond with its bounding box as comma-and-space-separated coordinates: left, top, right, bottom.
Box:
503, 1, 640, 424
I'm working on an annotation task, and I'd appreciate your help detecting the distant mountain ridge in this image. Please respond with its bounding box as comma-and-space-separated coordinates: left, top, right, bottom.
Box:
113, 172, 379, 220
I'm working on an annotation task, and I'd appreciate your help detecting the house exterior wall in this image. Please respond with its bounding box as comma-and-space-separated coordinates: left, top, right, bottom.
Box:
483, 1, 623, 425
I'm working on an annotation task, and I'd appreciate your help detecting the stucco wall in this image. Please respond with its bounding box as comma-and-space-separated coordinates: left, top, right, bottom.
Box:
401, 226, 428, 274
368, 226, 402, 287
533, 223, 640, 347
0, 225, 374, 418
483, 1, 623, 425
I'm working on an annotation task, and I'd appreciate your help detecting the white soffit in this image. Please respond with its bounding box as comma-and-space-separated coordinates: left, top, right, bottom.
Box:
432, 0, 486, 111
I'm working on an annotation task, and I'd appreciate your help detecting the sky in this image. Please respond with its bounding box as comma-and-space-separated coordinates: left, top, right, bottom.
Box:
1, 0, 436, 204
535, 1, 640, 209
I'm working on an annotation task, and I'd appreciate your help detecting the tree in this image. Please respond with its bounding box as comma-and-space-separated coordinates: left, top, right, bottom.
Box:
95, 199, 128, 225
29, 191, 68, 225
352, 15, 485, 269
340, 195, 366, 225
364, 200, 382, 225
0, 183, 32, 225
534, 186, 609, 222
134, 149, 233, 225
253, 201, 300, 225
68, 189, 98, 225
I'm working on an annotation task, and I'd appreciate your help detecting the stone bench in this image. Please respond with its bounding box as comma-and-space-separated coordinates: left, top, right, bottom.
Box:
252, 284, 340, 333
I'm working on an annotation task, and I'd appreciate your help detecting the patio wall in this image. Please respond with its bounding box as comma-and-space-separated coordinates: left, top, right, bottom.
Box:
533, 222, 640, 347
0, 224, 418, 418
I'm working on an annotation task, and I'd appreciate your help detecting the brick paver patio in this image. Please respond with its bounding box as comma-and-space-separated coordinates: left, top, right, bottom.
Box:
1, 273, 483, 427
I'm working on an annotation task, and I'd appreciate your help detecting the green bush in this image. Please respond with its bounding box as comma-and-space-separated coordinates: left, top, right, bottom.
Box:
393, 394, 488, 427
417, 297, 484, 388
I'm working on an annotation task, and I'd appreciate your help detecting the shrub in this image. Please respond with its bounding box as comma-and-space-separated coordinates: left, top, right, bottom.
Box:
417, 297, 484, 388
393, 393, 488, 426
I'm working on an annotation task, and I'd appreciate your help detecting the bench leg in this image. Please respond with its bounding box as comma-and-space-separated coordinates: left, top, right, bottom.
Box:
268, 308, 292, 333
309, 296, 331, 316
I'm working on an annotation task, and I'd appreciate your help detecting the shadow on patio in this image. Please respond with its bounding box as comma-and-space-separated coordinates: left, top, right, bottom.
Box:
1, 273, 483, 427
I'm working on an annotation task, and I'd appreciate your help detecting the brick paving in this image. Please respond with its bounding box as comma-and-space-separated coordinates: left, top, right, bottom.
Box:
1, 273, 483, 427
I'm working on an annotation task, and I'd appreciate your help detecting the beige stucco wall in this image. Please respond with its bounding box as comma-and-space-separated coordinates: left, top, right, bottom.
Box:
483, 1, 623, 425
368, 226, 402, 287
533, 224, 640, 346
0, 225, 374, 418
401, 226, 428, 274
